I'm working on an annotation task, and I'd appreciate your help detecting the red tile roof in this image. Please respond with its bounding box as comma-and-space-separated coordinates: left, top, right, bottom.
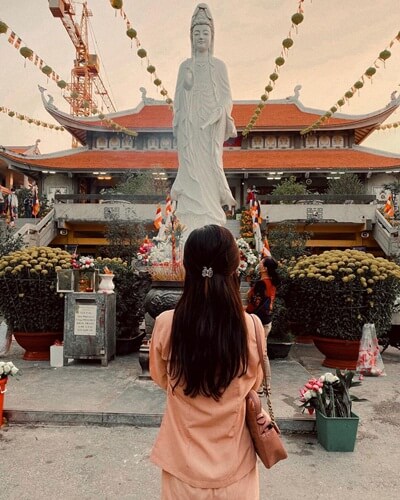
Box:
2, 148, 400, 171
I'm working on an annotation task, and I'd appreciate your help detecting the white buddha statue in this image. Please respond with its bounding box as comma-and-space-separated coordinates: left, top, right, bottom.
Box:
171, 3, 237, 236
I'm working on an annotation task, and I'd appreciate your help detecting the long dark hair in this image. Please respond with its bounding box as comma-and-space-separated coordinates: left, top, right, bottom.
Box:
169, 225, 248, 401
262, 257, 281, 287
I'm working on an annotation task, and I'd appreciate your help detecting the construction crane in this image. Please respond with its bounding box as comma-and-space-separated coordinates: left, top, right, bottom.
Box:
49, 0, 116, 124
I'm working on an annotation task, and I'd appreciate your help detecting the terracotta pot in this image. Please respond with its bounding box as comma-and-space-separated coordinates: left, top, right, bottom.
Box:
13, 331, 63, 361
313, 337, 360, 370
0, 377, 7, 426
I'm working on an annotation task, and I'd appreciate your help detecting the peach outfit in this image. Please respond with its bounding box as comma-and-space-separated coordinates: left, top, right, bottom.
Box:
150, 310, 265, 495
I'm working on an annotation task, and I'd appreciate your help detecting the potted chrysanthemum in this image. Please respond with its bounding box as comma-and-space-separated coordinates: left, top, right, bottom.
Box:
0, 246, 72, 360
287, 249, 400, 368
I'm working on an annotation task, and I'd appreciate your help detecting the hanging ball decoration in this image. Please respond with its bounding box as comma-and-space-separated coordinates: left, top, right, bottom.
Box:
28, 119, 33, 124
147, 65, 156, 74
275, 57, 285, 67
393, 123, 399, 128
270, 73, 279, 82
337, 98, 345, 107
98, 113, 105, 120
82, 100, 89, 108
255, 109, 261, 115
257, 103, 264, 110
379, 50, 391, 61
0, 21, 8, 34
324, 112, 332, 118
154, 78, 162, 86
18, 114, 25, 120
282, 38, 294, 49
126, 28, 137, 39
111, 0, 123, 9
365, 67, 376, 78
330, 106, 337, 113
261, 94, 268, 102
57, 80, 67, 89
8, 111, 15, 117
345, 91, 353, 99
265, 84, 273, 93
166, 98, 173, 105
92, 108, 98, 115
70, 91, 79, 99
41, 65, 52, 76
291, 13, 304, 25
354, 80, 364, 90
160, 89, 168, 96
20, 47, 33, 60
137, 48, 147, 58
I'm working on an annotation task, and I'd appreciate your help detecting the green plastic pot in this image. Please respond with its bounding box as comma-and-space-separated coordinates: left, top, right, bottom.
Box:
316, 410, 359, 452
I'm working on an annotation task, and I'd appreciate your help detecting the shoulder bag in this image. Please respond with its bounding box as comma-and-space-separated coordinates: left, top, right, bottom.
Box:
245, 315, 288, 469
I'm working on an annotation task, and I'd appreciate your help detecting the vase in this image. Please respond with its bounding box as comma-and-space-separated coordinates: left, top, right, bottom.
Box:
0, 377, 7, 426
13, 331, 63, 361
316, 410, 359, 452
313, 337, 361, 370
98, 273, 115, 293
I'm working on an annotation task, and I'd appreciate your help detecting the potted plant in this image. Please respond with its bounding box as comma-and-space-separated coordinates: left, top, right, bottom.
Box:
299, 370, 362, 451
287, 249, 400, 368
0, 246, 72, 360
268, 295, 294, 359
95, 257, 151, 355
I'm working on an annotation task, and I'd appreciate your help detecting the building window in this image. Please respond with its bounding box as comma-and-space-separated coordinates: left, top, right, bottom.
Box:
147, 136, 159, 149
160, 136, 171, 149
109, 136, 120, 149
96, 136, 107, 149
278, 135, 290, 149
332, 135, 344, 148
319, 135, 331, 148
305, 135, 317, 148
122, 135, 134, 149
251, 136, 264, 149
265, 136, 276, 149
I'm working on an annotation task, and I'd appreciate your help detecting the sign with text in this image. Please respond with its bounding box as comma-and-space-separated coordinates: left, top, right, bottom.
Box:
74, 304, 97, 336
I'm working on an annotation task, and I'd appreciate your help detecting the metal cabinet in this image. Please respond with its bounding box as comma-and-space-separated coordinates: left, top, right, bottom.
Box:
63, 292, 116, 366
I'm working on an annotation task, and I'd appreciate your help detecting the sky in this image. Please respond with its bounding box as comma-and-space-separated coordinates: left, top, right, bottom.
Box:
0, 0, 399, 154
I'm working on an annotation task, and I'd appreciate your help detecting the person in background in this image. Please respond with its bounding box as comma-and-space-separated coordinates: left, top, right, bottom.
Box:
150, 224, 265, 499
23, 193, 33, 218
0, 189, 5, 216
6, 188, 18, 227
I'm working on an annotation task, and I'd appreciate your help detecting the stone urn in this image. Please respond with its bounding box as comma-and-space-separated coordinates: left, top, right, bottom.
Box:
139, 280, 184, 379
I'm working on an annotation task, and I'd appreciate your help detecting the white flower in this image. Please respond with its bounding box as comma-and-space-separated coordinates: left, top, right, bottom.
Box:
302, 390, 316, 401
0, 361, 19, 378
322, 372, 339, 384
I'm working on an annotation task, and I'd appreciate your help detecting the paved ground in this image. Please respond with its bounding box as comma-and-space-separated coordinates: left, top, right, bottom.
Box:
1, 341, 400, 499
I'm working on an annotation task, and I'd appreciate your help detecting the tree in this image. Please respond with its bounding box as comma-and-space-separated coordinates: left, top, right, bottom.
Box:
272, 176, 308, 196
109, 171, 170, 196
0, 222, 23, 257
100, 215, 145, 263
267, 221, 311, 262
327, 173, 365, 195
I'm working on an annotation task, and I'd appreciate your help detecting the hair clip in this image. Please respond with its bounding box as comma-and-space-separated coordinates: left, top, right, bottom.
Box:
202, 266, 213, 278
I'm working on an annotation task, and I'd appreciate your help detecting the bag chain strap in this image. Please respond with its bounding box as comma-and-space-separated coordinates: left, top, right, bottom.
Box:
251, 315, 276, 424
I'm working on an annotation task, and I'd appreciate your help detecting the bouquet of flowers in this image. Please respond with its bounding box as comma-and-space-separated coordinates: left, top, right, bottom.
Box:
0, 361, 19, 379
299, 370, 362, 418
71, 254, 95, 270
236, 238, 258, 279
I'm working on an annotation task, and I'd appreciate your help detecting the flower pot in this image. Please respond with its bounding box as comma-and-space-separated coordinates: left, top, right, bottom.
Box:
13, 331, 63, 361
267, 341, 293, 359
98, 273, 115, 293
0, 377, 7, 426
316, 410, 359, 452
116, 331, 146, 356
313, 337, 360, 370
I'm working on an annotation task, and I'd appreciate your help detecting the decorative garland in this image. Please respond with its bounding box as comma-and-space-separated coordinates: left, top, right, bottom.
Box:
96, 113, 137, 136
0, 105, 64, 131
242, 0, 306, 136
0, 20, 68, 90
301, 31, 400, 135
377, 120, 400, 131
108, 0, 173, 106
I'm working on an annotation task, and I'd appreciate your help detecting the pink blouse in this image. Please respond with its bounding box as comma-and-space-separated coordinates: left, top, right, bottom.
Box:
150, 310, 265, 489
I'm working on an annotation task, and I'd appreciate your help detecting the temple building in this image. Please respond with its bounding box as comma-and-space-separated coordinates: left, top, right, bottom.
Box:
1, 87, 400, 254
